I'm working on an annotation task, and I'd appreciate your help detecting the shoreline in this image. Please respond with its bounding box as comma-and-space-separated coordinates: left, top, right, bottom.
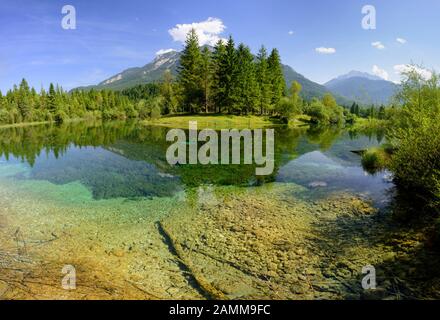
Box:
141, 114, 308, 129
0, 117, 94, 130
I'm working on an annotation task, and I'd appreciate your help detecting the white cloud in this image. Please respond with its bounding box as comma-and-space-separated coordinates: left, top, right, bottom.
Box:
168, 17, 226, 46
288, 30, 294, 36
156, 49, 176, 56
315, 47, 336, 54
396, 38, 407, 44
372, 41, 385, 50
372, 65, 389, 80
394, 64, 432, 80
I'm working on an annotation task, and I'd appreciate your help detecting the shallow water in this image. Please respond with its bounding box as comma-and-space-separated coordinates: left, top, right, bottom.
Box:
0, 121, 391, 203
0, 121, 438, 299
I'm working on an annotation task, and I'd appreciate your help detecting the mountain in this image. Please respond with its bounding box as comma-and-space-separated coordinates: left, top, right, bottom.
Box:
324, 71, 399, 106
75, 49, 352, 105
282, 65, 351, 105
76, 50, 181, 91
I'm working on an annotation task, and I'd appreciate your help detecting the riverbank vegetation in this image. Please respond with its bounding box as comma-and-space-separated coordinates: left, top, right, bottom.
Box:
361, 69, 440, 215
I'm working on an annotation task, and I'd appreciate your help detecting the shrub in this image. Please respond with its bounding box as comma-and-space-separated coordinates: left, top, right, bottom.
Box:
150, 105, 161, 119
390, 119, 440, 198
0, 108, 9, 124
361, 147, 390, 174
54, 110, 68, 124
305, 99, 328, 124
276, 97, 297, 123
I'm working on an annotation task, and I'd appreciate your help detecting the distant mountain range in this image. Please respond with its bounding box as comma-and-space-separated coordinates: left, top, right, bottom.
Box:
324, 71, 400, 105
76, 50, 399, 106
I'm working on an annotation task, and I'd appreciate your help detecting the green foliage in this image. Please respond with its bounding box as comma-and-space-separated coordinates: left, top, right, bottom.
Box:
268, 49, 286, 107
383, 67, 440, 210
177, 28, 204, 112
256, 46, 272, 115
160, 70, 177, 115
361, 147, 389, 174
211, 40, 227, 113
305, 94, 344, 125
200, 46, 213, 113
234, 44, 259, 114
173, 31, 287, 116
289, 81, 303, 112
390, 117, 440, 198
120, 83, 160, 101
150, 98, 162, 119
322, 93, 337, 109
0, 80, 141, 125
275, 97, 296, 123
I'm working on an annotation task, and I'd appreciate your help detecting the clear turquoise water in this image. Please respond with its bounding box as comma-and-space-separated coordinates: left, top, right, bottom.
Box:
0, 121, 392, 206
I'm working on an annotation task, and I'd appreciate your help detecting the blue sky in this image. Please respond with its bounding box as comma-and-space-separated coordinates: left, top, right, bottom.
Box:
1, 0, 439, 92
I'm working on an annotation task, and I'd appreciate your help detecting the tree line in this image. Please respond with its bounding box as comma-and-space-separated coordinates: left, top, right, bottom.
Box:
176, 29, 288, 116
0, 80, 141, 124
0, 29, 373, 126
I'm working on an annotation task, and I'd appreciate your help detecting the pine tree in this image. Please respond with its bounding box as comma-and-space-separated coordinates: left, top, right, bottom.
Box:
200, 46, 212, 113
48, 83, 57, 115
354, 103, 360, 116
235, 43, 258, 114
350, 102, 356, 114
268, 49, 286, 111
0, 90, 3, 109
177, 28, 203, 113
18, 78, 32, 120
378, 105, 386, 119
211, 40, 227, 113
160, 69, 177, 115
256, 46, 272, 115
222, 36, 239, 113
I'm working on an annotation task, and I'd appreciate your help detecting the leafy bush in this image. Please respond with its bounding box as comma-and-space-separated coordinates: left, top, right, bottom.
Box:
306, 99, 328, 124
361, 147, 390, 174
390, 119, 440, 197
0, 108, 9, 124
54, 110, 68, 124
276, 97, 298, 123
150, 105, 162, 119
305, 98, 344, 124
387, 68, 440, 207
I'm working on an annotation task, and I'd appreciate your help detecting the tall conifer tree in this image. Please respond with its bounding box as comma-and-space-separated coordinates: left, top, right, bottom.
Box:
256, 46, 272, 115
200, 46, 213, 113
211, 40, 227, 113
177, 28, 203, 113
268, 49, 286, 110
235, 43, 259, 114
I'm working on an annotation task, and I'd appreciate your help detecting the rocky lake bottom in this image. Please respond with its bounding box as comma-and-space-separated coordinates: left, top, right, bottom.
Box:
1, 177, 440, 300
1, 122, 439, 300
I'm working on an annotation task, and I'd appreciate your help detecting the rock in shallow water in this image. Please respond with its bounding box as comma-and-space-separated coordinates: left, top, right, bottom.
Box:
308, 181, 328, 188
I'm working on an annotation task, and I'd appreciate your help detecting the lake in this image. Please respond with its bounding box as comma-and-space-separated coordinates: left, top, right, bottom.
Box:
0, 121, 437, 299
